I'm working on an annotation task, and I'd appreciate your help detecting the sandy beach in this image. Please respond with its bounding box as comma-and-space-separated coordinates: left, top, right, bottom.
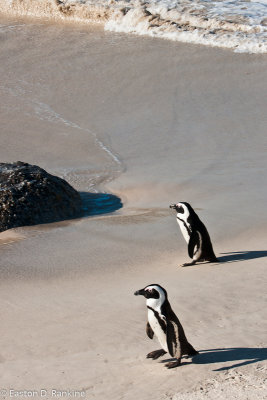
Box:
0, 16, 266, 399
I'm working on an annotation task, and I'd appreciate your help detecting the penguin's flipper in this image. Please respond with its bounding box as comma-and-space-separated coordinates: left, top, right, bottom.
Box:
146, 321, 154, 339
188, 230, 201, 259
166, 320, 179, 358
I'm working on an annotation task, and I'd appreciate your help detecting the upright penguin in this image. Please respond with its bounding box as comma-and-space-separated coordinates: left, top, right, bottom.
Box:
170, 202, 218, 267
134, 284, 198, 369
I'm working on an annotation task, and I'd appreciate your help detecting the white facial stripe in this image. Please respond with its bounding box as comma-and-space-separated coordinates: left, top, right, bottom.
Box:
145, 285, 166, 310
176, 202, 190, 222
145, 285, 165, 297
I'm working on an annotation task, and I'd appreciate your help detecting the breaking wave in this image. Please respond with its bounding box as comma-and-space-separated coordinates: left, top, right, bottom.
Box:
0, 0, 266, 53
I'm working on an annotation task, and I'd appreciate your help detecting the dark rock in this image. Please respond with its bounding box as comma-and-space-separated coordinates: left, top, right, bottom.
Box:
0, 161, 83, 232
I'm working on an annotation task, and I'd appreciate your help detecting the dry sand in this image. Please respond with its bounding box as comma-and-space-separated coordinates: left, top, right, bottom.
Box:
0, 17, 266, 400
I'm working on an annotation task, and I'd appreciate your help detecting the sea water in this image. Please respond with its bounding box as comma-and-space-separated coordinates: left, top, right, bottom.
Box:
0, 0, 266, 53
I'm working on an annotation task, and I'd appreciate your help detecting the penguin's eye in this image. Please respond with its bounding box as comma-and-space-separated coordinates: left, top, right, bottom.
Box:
146, 288, 153, 293
177, 206, 184, 214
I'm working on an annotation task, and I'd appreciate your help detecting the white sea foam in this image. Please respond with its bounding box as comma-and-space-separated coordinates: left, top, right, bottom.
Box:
105, 0, 267, 53
0, 0, 266, 52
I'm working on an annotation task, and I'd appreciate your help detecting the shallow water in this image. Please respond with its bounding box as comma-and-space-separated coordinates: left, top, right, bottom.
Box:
0, 18, 124, 195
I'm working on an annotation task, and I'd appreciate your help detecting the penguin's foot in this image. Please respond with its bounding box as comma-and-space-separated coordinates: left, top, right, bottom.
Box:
164, 358, 181, 369
146, 349, 167, 360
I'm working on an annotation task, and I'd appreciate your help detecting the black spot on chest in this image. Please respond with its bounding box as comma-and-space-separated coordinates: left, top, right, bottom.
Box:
177, 217, 192, 236
147, 306, 166, 333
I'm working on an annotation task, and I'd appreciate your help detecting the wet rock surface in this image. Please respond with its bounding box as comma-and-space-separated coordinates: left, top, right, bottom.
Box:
0, 161, 83, 232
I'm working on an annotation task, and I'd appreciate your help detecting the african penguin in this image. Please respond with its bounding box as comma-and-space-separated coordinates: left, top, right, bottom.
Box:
170, 202, 218, 267
134, 284, 198, 369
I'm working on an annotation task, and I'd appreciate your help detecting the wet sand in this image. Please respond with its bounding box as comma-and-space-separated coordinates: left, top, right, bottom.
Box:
0, 17, 266, 399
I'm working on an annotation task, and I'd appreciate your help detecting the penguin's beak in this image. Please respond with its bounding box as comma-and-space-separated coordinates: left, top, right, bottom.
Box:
134, 288, 146, 296
169, 204, 176, 209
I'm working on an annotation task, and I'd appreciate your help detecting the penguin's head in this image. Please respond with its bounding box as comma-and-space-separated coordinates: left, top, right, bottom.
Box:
170, 202, 193, 220
134, 284, 167, 307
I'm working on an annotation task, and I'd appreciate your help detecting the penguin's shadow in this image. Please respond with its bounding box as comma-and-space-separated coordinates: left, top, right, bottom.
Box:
218, 250, 267, 264
79, 192, 123, 216
193, 347, 267, 371
160, 347, 267, 371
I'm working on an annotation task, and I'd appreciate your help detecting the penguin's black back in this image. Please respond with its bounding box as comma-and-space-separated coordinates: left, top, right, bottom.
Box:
161, 299, 198, 356
185, 204, 217, 262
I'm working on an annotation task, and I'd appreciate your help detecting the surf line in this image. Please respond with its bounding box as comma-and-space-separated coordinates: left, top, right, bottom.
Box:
34, 101, 122, 167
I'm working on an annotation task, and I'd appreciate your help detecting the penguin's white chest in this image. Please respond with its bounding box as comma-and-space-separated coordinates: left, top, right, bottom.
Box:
148, 309, 168, 352
176, 218, 190, 244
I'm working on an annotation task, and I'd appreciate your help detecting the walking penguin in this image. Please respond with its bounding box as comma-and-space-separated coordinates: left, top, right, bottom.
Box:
170, 202, 218, 267
134, 284, 198, 369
